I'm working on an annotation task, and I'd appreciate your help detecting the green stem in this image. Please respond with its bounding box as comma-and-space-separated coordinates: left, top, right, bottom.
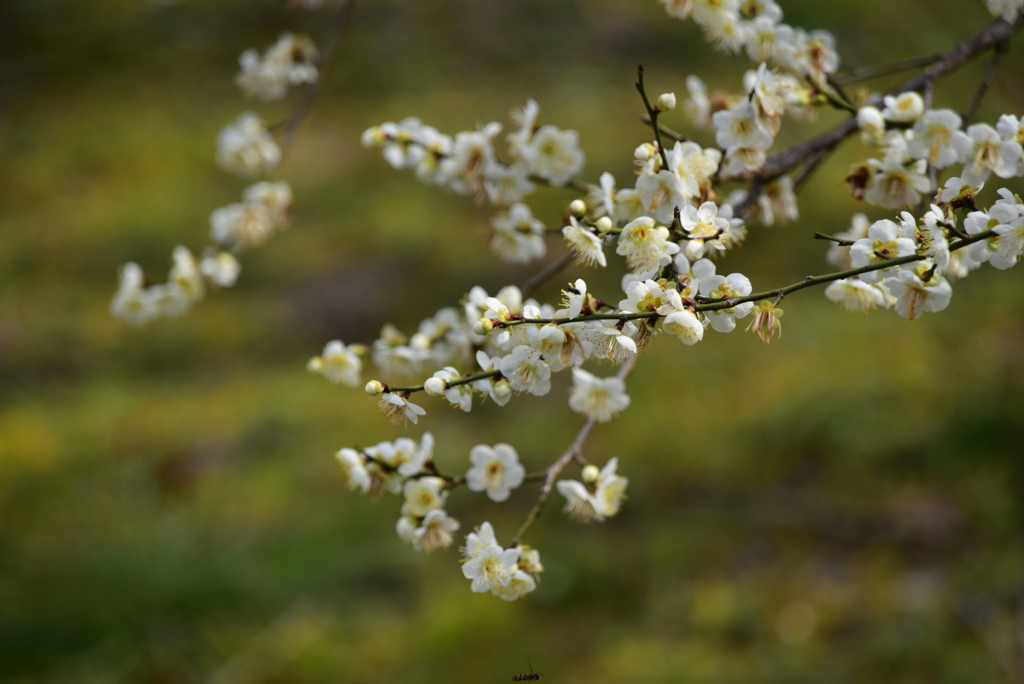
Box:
385, 369, 500, 394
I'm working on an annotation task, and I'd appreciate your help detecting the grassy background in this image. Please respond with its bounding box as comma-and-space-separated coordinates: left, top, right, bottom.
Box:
2, 1, 1024, 682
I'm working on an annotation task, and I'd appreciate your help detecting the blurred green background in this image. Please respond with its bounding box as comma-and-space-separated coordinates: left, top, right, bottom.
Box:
2, 1, 1024, 682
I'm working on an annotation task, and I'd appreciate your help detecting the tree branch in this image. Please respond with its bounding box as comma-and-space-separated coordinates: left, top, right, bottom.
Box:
511, 352, 638, 545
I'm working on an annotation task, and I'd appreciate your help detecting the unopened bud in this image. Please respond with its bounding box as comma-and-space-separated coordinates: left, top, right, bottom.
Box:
423, 376, 447, 396
493, 379, 512, 400
306, 356, 324, 374
657, 92, 677, 110
409, 332, 431, 351
364, 380, 385, 396
582, 464, 600, 484
595, 216, 614, 234
473, 317, 495, 335
569, 199, 587, 217
634, 143, 655, 161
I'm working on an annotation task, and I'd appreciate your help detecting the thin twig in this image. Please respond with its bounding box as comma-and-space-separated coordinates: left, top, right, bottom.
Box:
636, 65, 671, 170
834, 53, 944, 85
640, 115, 688, 143
962, 40, 1010, 125
521, 250, 576, 297
511, 353, 639, 545
277, 0, 357, 166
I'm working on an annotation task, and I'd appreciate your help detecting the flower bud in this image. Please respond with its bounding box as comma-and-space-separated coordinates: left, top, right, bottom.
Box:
634, 143, 655, 161
569, 199, 587, 217
306, 356, 324, 373
365, 380, 385, 396
595, 216, 614, 233
582, 464, 600, 484
423, 376, 447, 396
473, 317, 494, 335
493, 379, 512, 400
657, 92, 677, 110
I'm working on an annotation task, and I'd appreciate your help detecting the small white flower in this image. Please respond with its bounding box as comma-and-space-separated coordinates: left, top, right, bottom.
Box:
396, 432, 435, 477
490, 202, 546, 264
713, 101, 773, 151
507, 99, 540, 157
885, 263, 953, 320
403, 476, 448, 517
462, 543, 519, 593
462, 521, 498, 560
684, 74, 712, 127
961, 123, 1024, 185
882, 92, 924, 123
568, 368, 631, 423
520, 125, 585, 185
848, 219, 917, 284
616, 217, 680, 276
499, 345, 552, 396
679, 201, 734, 260
378, 393, 426, 425
908, 109, 972, 168
335, 448, 371, 493
986, 0, 1024, 22
483, 162, 535, 207
411, 509, 460, 553
857, 106, 886, 144
111, 262, 158, 326
824, 279, 887, 312
307, 339, 362, 387
243, 181, 293, 227
663, 309, 704, 345
199, 250, 241, 287
440, 124, 501, 194
466, 443, 526, 502
864, 158, 931, 210
562, 217, 607, 267
698, 273, 754, 333
556, 480, 600, 523
216, 112, 281, 178
235, 33, 318, 101
592, 457, 628, 518
635, 168, 688, 225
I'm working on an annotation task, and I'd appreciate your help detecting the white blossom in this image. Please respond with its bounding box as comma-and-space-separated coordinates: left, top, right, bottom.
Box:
882, 92, 924, 123
307, 340, 362, 387
908, 109, 972, 168
961, 123, 1024, 185
499, 345, 552, 396
411, 508, 459, 553
568, 368, 630, 423
616, 217, 680, 276
403, 476, 448, 517
466, 443, 526, 502
562, 217, 607, 267
885, 263, 953, 320
520, 125, 584, 185
216, 112, 281, 177
698, 273, 754, 333
235, 33, 318, 101
490, 202, 546, 264
378, 393, 426, 425
849, 219, 917, 283
824, 279, 887, 312
335, 448, 371, 493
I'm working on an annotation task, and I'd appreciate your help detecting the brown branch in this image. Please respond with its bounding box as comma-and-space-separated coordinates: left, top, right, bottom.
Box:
735, 14, 1024, 218
962, 39, 1010, 125
277, 0, 357, 165
520, 250, 576, 297
834, 53, 943, 85
640, 114, 688, 143
511, 353, 638, 545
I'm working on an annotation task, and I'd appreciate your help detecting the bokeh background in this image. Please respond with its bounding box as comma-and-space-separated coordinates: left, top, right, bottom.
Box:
3, 1, 1024, 682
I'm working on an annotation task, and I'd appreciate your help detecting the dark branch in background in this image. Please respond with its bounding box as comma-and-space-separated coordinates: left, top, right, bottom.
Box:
834, 53, 944, 85
735, 15, 1024, 218
962, 39, 1010, 124
278, 0, 357, 164
521, 250, 576, 297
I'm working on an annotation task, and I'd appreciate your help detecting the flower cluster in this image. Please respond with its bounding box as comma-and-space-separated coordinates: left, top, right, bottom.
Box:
461, 523, 543, 601
110, 247, 240, 326
853, 95, 1024, 209
361, 102, 585, 264
556, 458, 628, 523
236, 32, 319, 102
112, 12, 319, 326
